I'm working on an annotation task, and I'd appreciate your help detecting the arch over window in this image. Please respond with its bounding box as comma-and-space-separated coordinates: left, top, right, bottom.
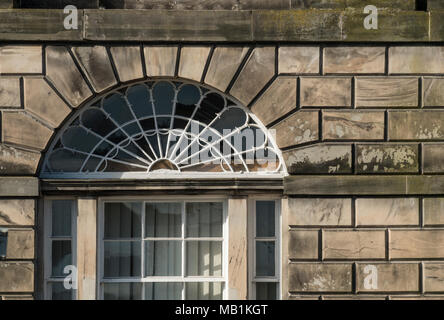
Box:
41, 80, 285, 178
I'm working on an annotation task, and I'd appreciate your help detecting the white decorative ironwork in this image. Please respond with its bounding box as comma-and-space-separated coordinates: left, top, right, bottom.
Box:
41, 80, 285, 178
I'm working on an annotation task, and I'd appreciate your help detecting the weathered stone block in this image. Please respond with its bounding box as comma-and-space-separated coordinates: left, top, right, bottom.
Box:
24, 77, 71, 128
288, 198, 352, 226
230, 47, 275, 106
0, 199, 34, 226
324, 47, 385, 74
356, 263, 419, 292
423, 143, 444, 173
251, 77, 297, 125
0, 77, 20, 107
424, 264, 444, 292
390, 230, 444, 259
289, 230, 319, 260
423, 78, 444, 107
284, 175, 407, 195
291, 0, 415, 9
389, 47, 444, 74
84, 10, 252, 41
18, 0, 98, 8
117, 0, 290, 9
423, 198, 444, 226
72, 46, 117, 93
289, 263, 352, 292
356, 77, 418, 107
0, 46, 42, 74
356, 198, 419, 226
178, 46, 211, 82
144, 46, 177, 78
2, 112, 53, 150
0, 262, 33, 292
323, 111, 384, 140
205, 47, 249, 92
1, 295, 33, 300
407, 176, 444, 195
323, 230, 386, 259
0, 144, 40, 175
342, 10, 429, 42
0, 177, 38, 196
356, 144, 419, 173
253, 10, 342, 41
301, 77, 351, 107
46, 46, 92, 107
278, 46, 319, 74
388, 111, 444, 140
430, 11, 444, 42
0, 0, 12, 9
110, 46, 144, 83
283, 144, 352, 174
272, 110, 318, 148
429, 0, 444, 9
0, 10, 83, 41
6, 229, 34, 260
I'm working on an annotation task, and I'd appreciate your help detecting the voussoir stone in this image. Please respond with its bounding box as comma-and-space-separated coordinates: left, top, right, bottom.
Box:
46, 46, 92, 107
278, 46, 319, 74
0, 144, 40, 175
0, 46, 42, 74
423, 78, 444, 107
283, 144, 352, 174
24, 77, 71, 128
0, 199, 34, 226
389, 47, 444, 74
0, 77, 20, 107
323, 111, 384, 140
289, 263, 352, 292
356, 198, 419, 226
389, 111, 444, 140
356, 263, 419, 292
323, 230, 386, 259
300, 77, 351, 107
6, 229, 34, 260
356, 144, 419, 173
251, 76, 297, 126
230, 47, 275, 106
110, 46, 144, 82
0, 262, 34, 292
72, 46, 117, 93
324, 47, 385, 74
178, 46, 211, 82
144, 46, 177, 77
205, 47, 249, 92
288, 198, 352, 226
272, 110, 318, 148
356, 77, 418, 107
1, 112, 53, 150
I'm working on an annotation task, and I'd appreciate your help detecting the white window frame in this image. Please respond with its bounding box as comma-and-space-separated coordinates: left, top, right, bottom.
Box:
43, 197, 78, 300
248, 197, 281, 300
97, 195, 229, 300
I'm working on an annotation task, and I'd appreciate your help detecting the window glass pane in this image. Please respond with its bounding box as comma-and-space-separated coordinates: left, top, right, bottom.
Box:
144, 241, 182, 277
104, 202, 142, 239
145, 203, 182, 238
186, 202, 223, 238
256, 241, 275, 277
256, 282, 277, 300
256, 201, 275, 238
103, 283, 142, 300
145, 282, 182, 300
50, 282, 73, 300
104, 241, 141, 278
52, 200, 72, 237
52, 240, 72, 277
186, 282, 223, 300
186, 241, 222, 276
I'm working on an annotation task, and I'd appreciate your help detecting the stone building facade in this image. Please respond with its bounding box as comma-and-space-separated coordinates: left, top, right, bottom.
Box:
2, 0, 444, 300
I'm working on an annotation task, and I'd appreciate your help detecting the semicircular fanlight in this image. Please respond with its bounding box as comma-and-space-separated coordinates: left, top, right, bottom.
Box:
42, 80, 285, 177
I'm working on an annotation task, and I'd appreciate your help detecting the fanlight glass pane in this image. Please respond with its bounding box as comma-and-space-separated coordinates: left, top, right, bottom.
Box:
42, 80, 283, 176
